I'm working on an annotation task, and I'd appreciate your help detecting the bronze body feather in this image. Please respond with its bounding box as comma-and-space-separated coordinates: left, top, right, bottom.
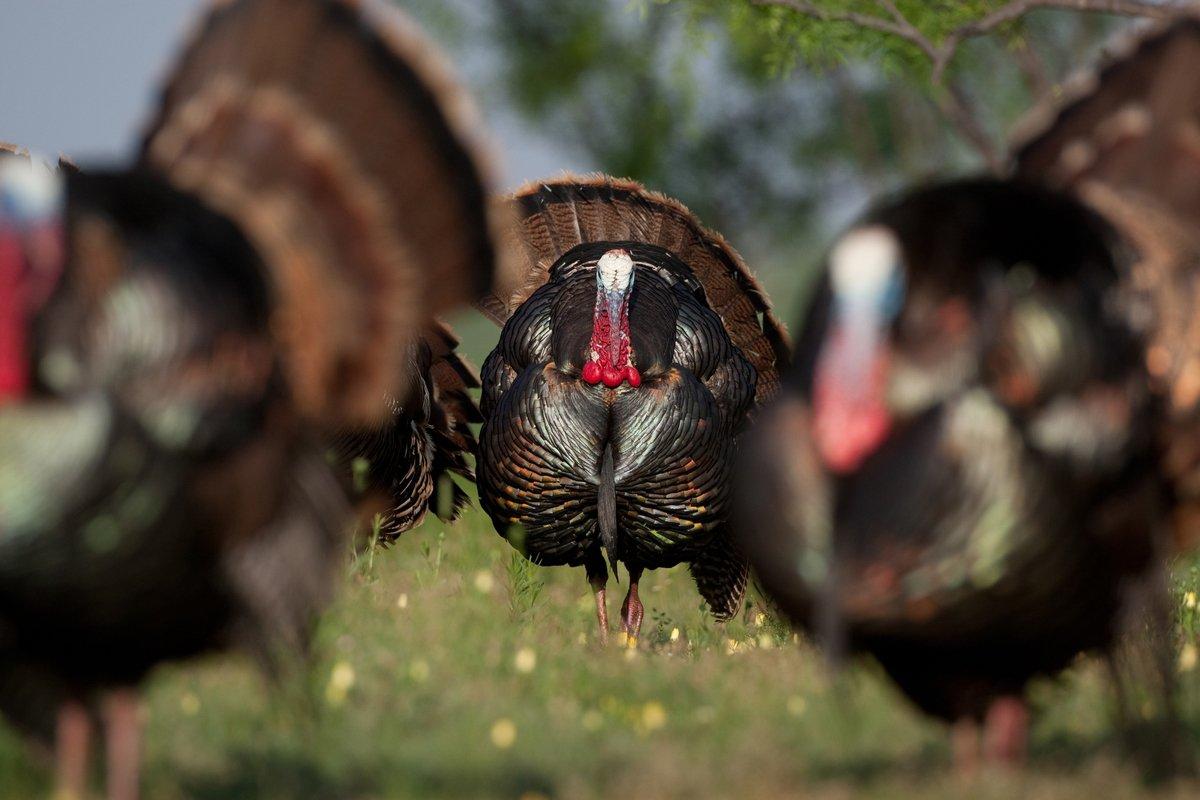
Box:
1012, 15, 1200, 552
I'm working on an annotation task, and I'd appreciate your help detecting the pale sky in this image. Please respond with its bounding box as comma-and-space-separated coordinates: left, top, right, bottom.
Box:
0, 0, 584, 187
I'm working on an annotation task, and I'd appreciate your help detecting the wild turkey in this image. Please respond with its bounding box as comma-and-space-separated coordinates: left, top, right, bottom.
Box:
334, 320, 481, 541
477, 175, 789, 643
1012, 15, 1200, 553
0, 0, 502, 796
738, 178, 1165, 766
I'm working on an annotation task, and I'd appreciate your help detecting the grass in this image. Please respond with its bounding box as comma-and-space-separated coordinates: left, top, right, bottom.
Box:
1, 506, 1200, 799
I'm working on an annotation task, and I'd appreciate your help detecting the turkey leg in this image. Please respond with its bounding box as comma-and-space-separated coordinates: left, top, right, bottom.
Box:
983, 695, 1028, 766
104, 688, 141, 800
620, 566, 645, 644
55, 700, 92, 800
586, 555, 610, 645
951, 717, 980, 777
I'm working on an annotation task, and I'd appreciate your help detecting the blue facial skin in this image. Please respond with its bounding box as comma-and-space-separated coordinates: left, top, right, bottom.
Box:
0, 161, 63, 227
597, 267, 634, 366
833, 262, 906, 326
828, 259, 907, 393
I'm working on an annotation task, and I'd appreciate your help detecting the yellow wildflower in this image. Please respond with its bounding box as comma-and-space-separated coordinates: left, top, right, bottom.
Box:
325, 661, 356, 707
641, 701, 667, 731
473, 571, 496, 594
1180, 642, 1198, 673
180, 692, 201, 716
491, 718, 517, 749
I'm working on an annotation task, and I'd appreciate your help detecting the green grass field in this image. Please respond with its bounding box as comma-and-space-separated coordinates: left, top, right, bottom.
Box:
2, 505, 1200, 800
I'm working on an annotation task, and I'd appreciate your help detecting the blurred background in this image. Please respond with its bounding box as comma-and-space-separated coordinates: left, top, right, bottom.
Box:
3, 3, 1190, 799
1, 0, 1128, 347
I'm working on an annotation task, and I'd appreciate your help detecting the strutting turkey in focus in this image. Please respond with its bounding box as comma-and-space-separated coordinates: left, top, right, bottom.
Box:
738, 179, 1165, 767
1013, 15, 1200, 554
0, 0, 502, 796
477, 176, 790, 643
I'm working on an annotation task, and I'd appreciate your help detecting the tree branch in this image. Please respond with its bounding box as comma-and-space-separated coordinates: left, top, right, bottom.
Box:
934, 0, 1186, 81
938, 79, 1004, 172
748, 0, 911, 39
873, 0, 940, 60
1010, 31, 1053, 98
961, 0, 1180, 38
750, 0, 1192, 167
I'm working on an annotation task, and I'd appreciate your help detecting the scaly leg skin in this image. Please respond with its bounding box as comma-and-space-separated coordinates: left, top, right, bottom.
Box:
104, 689, 141, 800
55, 700, 92, 800
951, 717, 981, 779
586, 555, 610, 646
619, 567, 645, 646
592, 579, 609, 646
983, 695, 1029, 767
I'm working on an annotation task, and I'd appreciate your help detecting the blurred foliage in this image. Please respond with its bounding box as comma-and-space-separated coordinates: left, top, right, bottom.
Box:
483, 0, 839, 257
667, 1, 1128, 151
398, 0, 1131, 266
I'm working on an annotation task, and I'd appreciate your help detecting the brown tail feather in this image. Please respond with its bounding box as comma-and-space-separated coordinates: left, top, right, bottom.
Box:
426, 319, 482, 462
1012, 16, 1200, 552
335, 319, 480, 539
140, 0, 505, 427
486, 174, 792, 405
689, 527, 749, 621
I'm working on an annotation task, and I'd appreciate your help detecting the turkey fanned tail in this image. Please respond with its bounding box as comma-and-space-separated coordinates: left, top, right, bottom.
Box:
688, 527, 749, 621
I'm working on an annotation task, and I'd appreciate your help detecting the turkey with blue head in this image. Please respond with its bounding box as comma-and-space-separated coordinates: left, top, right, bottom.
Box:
738, 178, 1166, 767
0, 0, 503, 796
477, 176, 790, 643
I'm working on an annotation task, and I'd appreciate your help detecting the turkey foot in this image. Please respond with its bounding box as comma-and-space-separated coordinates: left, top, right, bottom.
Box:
55, 700, 92, 800
104, 688, 141, 800
983, 695, 1028, 766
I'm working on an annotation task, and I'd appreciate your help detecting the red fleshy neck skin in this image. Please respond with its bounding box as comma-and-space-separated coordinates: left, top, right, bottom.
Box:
812, 330, 892, 474
581, 288, 641, 389
0, 231, 28, 404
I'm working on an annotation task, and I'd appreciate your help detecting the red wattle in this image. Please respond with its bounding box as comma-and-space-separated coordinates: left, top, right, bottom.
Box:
812, 334, 892, 474
582, 361, 603, 385
624, 366, 641, 388
0, 233, 28, 403
813, 391, 892, 474
601, 365, 623, 388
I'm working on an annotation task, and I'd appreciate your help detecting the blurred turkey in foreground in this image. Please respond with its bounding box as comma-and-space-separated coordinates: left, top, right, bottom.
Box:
0, 0, 501, 796
478, 176, 789, 643
1013, 14, 1200, 554
739, 180, 1166, 767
